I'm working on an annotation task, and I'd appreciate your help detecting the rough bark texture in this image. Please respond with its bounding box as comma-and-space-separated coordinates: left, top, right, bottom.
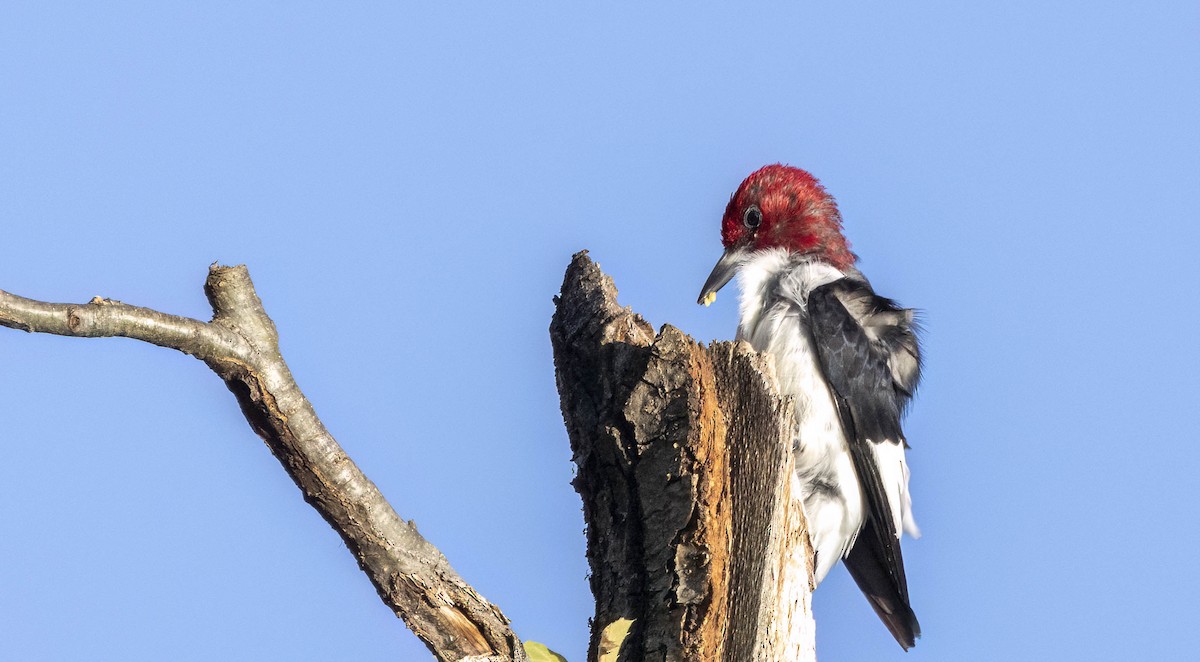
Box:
550, 251, 816, 662
0, 265, 525, 662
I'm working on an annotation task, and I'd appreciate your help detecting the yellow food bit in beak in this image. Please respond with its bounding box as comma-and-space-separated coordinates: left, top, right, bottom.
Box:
702, 291, 717, 307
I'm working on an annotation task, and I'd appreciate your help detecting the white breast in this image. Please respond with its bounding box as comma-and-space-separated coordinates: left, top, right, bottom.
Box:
735, 250, 865, 584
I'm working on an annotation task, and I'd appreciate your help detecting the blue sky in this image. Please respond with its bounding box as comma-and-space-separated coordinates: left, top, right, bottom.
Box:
2, 3, 1198, 660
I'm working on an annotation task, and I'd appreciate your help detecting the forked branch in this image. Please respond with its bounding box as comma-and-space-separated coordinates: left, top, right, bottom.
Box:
0, 264, 524, 662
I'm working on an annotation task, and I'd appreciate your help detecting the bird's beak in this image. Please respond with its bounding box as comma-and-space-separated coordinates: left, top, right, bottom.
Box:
697, 245, 749, 306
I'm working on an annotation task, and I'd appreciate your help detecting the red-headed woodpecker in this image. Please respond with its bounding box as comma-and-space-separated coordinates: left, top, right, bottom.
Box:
699, 164, 922, 650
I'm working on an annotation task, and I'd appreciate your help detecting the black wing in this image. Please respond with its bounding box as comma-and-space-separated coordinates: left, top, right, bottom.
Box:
807, 277, 922, 650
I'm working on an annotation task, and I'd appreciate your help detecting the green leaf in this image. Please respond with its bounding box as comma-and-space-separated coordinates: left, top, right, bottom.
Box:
523, 640, 568, 662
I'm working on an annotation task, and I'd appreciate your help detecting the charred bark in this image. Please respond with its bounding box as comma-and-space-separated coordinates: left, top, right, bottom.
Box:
550, 252, 816, 662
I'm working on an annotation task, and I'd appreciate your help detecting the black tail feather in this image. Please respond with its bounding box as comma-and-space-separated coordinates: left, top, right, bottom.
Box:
843, 518, 921, 650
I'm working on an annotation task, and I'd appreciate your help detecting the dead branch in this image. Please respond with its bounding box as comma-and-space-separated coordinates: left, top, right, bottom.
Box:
0, 264, 525, 662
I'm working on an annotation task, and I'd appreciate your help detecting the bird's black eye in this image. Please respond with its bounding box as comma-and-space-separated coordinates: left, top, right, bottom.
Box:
743, 205, 762, 229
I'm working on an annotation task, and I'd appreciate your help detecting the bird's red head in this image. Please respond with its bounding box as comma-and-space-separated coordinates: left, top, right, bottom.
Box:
720, 164, 855, 270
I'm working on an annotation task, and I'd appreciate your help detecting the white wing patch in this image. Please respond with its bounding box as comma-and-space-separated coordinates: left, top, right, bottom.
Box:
872, 441, 920, 540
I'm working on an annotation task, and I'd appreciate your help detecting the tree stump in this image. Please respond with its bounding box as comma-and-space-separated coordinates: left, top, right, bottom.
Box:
550, 252, 817, 662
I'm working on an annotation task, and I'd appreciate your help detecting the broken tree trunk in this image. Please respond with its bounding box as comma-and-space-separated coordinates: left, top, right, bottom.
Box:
550, 252, 817, 662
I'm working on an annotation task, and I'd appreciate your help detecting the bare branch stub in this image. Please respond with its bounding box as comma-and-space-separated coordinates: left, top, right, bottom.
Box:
550, 251, 816, 662
1, 265, 525, 662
